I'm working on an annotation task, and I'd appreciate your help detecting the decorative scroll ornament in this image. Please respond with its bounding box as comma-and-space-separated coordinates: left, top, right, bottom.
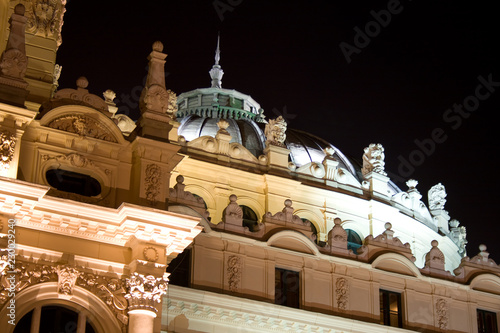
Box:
428, 183, 447, 210
362, 143, 386, 176
436, 298, 448, 330
264, 116, 287, 147
144, 163, 162, 204
125, 272, 169, 312
335, 277, 349, 310
55, 265, 81, 295
0, 131, 16, 169
25, 0, 67, 47
227, 255, 242, 292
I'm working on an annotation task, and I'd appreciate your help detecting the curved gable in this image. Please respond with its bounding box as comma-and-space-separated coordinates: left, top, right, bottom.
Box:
469, 274, 500, 295
372, 252, 421, 277
267, 230, 319, 255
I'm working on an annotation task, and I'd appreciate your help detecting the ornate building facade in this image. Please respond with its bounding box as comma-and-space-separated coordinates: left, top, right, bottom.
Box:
1, 1, 499, 333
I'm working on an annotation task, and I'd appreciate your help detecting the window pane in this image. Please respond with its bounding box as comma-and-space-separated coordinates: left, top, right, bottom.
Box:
478, 309, 498, 333
380, 290, 402, 328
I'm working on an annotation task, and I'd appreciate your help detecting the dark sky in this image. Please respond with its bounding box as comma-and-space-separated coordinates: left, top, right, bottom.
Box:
56, 1, 500, 261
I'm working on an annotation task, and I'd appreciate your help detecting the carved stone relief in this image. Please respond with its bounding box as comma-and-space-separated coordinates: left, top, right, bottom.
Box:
125, 272, 169, 312
25, 0, 67, 47
264, 116, 287, 147
144, 163, 161, 205
436, 298, 448, 330
362, 143, 386, 176
227, 255, 242, 292
47, 115, 117, 142
335, 277, 349, 310
0, 131, 16, 170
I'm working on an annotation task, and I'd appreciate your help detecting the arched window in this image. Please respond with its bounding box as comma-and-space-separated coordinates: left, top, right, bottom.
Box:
46, 169, 101, 197
346, 229, 362, 254
15, 305, 97, 333
240, 205, 259, 231
301, 218, 321, 245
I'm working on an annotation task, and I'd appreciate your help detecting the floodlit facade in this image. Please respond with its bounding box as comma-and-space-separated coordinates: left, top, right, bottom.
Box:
1, 2, 499, 333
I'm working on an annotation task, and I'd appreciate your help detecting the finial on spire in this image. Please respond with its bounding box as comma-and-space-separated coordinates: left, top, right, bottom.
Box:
209, 33, 224, 88
215, 32, 221, 65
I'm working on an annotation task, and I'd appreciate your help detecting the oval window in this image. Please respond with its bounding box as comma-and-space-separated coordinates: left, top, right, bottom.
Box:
46, 169, 101, 197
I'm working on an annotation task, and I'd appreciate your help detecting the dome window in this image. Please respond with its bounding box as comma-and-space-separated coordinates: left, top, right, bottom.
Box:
346, 229, 362, 254
46, 169, 101, 197
240, 205, 259, 231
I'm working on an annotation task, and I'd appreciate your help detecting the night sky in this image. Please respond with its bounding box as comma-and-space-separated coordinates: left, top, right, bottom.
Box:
56, 1, 500, 261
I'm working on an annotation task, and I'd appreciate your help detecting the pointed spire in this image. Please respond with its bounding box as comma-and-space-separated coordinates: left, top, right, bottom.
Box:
209, 33, 224, 88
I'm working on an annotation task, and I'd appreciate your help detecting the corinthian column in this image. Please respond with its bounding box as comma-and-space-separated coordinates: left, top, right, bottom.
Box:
125, 272, 169, 333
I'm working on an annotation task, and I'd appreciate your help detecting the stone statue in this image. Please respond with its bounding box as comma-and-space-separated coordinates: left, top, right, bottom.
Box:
361, 143, 386, 176
264, 116, 287, 147
428, 183, 447, 210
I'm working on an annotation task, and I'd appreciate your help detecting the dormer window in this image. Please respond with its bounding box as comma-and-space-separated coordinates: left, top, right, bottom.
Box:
46, 169, 101, 197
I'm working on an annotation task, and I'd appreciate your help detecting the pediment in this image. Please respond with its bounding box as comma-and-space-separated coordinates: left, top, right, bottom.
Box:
39, 105, 126, 144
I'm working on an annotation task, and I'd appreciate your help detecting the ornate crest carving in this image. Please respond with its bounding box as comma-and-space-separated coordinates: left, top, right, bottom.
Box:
227, 255, 242, 292
428, 183, 447, 210
223, 194, 243, 226
47, 115, 117, 142
264, 116, 287, 147
335, 277, 349, 310
25, 0, 67, 47
0, 49, 28, 79
362, 143, 386, 176
0, 131, 16, 170
144, 163, 162, 204
424, 240, 446, 271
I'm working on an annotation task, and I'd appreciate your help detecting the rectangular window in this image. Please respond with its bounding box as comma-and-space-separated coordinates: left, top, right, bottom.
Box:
478, 309, 499, 333
275, 268, 300, 308
380, 289, 402, 328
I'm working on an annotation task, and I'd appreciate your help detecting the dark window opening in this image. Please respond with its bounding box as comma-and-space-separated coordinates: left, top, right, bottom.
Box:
275, 268, 300, 308
192, 193, 207, 209
302, 218, 322, 245
14, 306, 96, 333
478, 309, 498, 333
346, 229, 362, 254
46, 169, 101, 197
380, 289, 402, 328
167, 248, 192, 288
240, 205, 259, 231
